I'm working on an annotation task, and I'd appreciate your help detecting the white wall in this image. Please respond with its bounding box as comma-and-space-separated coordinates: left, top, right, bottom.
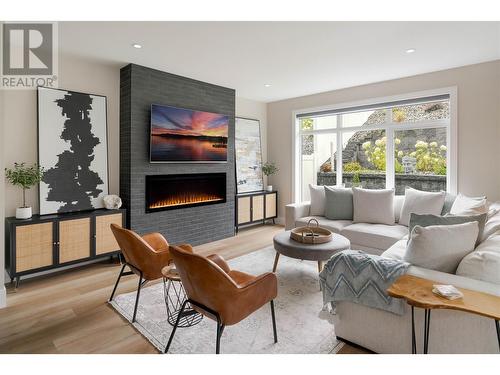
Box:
267, 60, 500, 219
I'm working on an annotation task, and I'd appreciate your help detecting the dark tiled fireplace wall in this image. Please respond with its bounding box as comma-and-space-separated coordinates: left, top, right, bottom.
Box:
120, 63, 235, 245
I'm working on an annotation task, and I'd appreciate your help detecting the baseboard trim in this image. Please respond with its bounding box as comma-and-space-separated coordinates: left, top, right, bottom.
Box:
0, 284, 6, 308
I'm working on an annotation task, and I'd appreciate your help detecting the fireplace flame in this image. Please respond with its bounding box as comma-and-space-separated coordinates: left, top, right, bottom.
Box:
149, 193, 224, 209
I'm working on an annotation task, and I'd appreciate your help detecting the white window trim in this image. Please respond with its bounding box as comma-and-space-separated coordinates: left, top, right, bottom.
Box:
292, 87, 458, 203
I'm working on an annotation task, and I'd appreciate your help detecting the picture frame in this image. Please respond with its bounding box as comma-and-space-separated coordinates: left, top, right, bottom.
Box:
235, 117, 264, 194
37, 86, 109, 215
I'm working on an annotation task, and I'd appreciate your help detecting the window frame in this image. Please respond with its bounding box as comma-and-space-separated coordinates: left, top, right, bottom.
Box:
292, 87, 457, 202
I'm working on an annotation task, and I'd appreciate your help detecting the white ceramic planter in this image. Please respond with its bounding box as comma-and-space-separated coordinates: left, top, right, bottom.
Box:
16, 207, 32, 219
266, 185, 273, 192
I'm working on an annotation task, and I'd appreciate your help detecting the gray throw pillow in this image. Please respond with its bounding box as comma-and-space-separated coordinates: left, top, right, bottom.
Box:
324, 187, 353, 220
441, 192, 456, 215
408, 212, 487, 245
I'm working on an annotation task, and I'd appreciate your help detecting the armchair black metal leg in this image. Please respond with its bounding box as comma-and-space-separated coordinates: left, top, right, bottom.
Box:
270, 300, 278, 343
109, 263, 127, 302
132, 271, 143, 323
216, 320, 224, 354
164, 299, 188, 353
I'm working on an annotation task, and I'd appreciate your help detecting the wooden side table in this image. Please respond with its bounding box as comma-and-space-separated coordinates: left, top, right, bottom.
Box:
387, 274, 500, 354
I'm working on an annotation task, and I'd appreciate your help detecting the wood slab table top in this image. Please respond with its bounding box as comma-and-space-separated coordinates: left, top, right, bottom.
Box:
387, 274, 500, 321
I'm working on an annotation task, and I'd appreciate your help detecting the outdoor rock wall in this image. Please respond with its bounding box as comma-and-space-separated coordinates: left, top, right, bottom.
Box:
317, 172, 446, 195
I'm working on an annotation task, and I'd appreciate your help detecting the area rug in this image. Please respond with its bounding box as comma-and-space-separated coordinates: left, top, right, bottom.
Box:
109, 246, 342, 354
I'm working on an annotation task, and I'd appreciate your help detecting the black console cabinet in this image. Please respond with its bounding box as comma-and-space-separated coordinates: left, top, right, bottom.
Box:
5, 208, 126, 287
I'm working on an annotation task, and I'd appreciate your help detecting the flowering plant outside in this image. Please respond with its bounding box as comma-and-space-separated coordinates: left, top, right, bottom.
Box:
362, 137, 446, 175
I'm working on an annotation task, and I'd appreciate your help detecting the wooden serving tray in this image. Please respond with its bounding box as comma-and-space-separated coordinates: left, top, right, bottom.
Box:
290, 225, 333, 244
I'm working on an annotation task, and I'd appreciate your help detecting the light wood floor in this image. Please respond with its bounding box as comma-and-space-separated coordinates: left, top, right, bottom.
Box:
0, 224, 364, 354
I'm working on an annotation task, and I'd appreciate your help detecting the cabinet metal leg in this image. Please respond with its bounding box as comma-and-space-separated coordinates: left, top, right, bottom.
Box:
15, 276, 20, 289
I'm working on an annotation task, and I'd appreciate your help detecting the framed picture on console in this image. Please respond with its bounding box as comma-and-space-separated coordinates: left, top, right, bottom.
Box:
235, 117, 264, 193
37, 86, 109, 215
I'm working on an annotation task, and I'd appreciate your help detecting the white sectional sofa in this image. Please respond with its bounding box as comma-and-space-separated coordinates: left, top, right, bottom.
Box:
287, 195, 409, 254
286, 190, 500, 353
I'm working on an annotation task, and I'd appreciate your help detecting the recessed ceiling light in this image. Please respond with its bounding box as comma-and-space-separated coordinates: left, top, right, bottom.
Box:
264, 84, 271, 88
132, 43, 142, 49
405, 48, 416, 54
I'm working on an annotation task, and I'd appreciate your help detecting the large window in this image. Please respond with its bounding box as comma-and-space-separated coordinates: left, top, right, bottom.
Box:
295, 92, 454, 201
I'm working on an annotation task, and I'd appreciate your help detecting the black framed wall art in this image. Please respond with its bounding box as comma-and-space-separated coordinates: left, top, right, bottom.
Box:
235, 117, 264, 193
37, 86, 109, 215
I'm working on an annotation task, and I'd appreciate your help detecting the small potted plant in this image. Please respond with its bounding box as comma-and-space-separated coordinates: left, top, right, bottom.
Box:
5, 162, 44, 219
262, 161, 279, 191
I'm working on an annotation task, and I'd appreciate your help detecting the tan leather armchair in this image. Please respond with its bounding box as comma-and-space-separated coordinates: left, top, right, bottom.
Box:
109, 224, 192, 322
165, 245, 278, 354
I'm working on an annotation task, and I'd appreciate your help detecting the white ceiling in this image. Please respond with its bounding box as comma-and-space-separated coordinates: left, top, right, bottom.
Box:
59, 22, 500, 102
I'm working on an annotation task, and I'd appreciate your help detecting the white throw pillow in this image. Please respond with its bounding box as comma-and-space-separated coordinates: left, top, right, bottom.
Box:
456, 231, 500, 284
398, 187, 445, 226
481, 202, 500, 242
352, 187, 395, 225
450, 193, 488, 216
309, 184, 326, 216
404, 222, 479, 273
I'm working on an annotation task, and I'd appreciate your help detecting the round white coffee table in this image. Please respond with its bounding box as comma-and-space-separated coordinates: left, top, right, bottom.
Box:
272, 230, 350, 273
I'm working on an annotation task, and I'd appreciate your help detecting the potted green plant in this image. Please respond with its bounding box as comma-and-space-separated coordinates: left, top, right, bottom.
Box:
262, 161, 279, 191
5, 162, 44, 219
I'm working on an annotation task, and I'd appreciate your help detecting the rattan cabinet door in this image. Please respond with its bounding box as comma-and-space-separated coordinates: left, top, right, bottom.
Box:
59, 218, 91, 263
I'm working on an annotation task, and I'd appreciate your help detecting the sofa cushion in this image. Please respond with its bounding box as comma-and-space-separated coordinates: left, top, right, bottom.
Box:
352, 188, 395, 225
404, 222, 478, 273
481, 202, 500, 242
341, 223, 408, 250
409, 213, 487, 245
394, 195, 404, 223
295, 216, 353, 234
325, 186, 353, 220
399, 187, 445, 226
381, 239, 407, 261
309, 184, 326, 216
450, 193, 488, 216
456, 231, 500, 284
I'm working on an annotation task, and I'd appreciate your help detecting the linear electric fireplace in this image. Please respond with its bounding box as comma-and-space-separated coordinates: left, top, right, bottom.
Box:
146, 173, 226, 213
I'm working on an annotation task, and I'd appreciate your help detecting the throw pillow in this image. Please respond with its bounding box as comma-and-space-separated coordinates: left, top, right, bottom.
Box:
450, 193, 488, 216
324, 187, 353, 220
309, 184, 326, 216
408, 212, 487, 245
398, 187, 446, 226
404, 222, 479, 273
456, 233, 500, 284
352, 187, 395, 225
441, 192, 457, 215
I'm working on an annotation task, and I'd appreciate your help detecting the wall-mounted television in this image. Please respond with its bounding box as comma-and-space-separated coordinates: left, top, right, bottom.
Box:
150, 104, 229, 163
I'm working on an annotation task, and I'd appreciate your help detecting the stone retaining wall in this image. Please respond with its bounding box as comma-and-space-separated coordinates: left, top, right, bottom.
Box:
317, 172, 446, 194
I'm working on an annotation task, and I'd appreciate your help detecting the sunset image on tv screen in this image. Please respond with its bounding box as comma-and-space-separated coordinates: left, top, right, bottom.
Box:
150, 104, 229, 162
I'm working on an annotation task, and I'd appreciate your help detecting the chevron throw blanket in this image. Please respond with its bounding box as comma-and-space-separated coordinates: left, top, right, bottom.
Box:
319, 250, 410, 315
